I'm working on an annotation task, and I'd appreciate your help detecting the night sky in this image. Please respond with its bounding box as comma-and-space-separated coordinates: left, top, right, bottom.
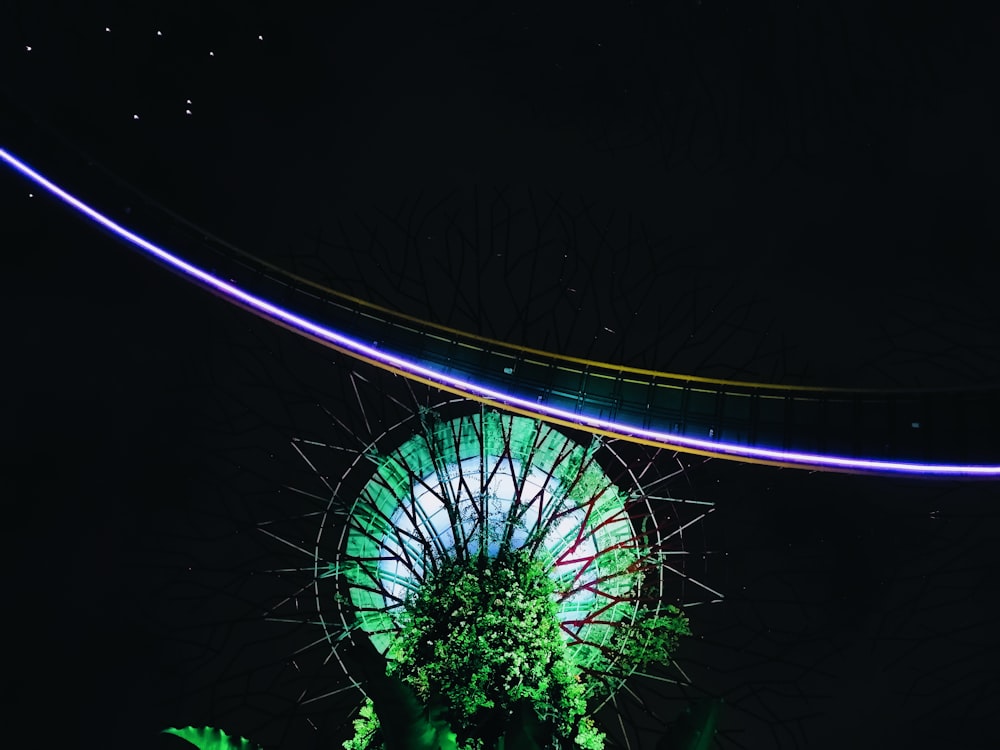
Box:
2, 2, 999, 748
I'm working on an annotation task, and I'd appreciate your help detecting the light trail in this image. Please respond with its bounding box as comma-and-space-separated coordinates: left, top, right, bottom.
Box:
3, 146, 999, 477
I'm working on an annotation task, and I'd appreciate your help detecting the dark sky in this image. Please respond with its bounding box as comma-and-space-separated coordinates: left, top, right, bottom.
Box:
2, 2, 999, 749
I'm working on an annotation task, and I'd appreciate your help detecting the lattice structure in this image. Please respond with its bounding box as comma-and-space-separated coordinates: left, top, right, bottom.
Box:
333, 408, 690, 690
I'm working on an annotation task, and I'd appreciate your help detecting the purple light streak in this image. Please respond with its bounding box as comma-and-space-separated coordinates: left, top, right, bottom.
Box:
3, 147, 998, 477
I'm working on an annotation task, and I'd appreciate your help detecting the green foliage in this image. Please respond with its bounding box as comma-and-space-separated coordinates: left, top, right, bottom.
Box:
398, 552, 588, 740
348, 550, 604, 749
344, 700, 379, 750
574, 717, 606, 750
612, 604, 691, 673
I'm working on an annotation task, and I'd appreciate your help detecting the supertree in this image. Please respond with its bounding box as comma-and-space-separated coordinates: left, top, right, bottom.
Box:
316, 402, 715, 749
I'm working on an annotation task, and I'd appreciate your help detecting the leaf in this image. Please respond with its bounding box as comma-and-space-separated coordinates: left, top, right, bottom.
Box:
500, 702, 550, 750
162, 726, 263, 750
656, 698, 723, 750
343, 630, 458, 750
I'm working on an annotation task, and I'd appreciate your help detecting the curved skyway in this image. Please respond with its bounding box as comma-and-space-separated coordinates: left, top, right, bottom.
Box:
3, 104, 998, 478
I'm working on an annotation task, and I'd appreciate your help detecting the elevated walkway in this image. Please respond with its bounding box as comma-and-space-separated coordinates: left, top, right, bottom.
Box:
3, 100, 998, 477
